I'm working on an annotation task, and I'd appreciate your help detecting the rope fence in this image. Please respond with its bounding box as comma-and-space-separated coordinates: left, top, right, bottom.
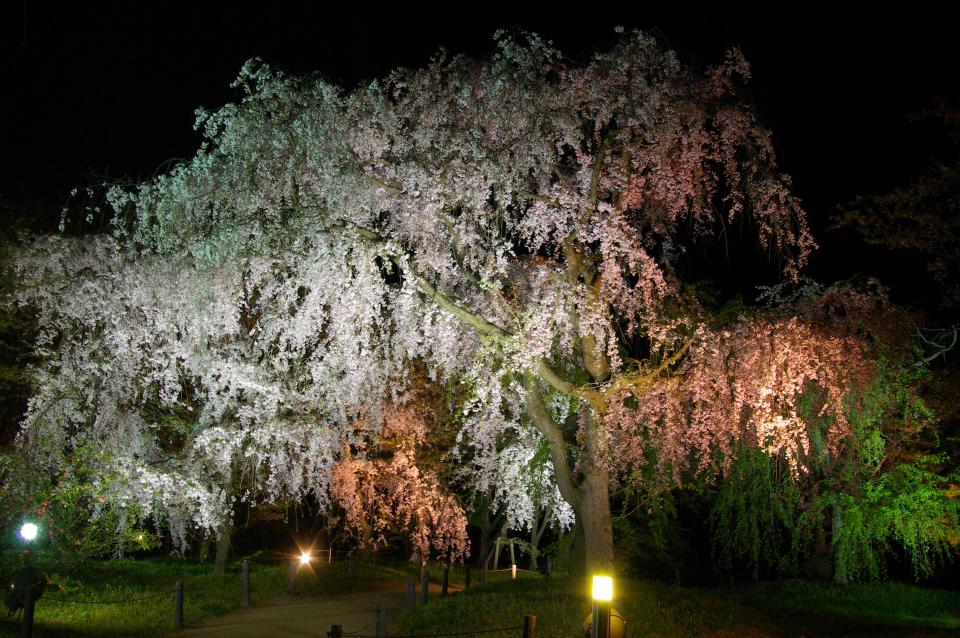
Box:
43, 590, 171, 605
490, 567, 538, 573
343, 626, 526, 638
329, 618, 535, 638
341, 614, 377, 636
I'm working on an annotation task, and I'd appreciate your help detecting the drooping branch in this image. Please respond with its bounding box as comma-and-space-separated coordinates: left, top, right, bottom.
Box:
361, 172, 403, 195
522, 374, 581, 508
352, 218, 694, 418
344, 220, 510, 338
435, 209, 517, 322
587, 135, 614, 221
346, 219, 614, 401
523, 192, 562, 209
394, 255, 510, 338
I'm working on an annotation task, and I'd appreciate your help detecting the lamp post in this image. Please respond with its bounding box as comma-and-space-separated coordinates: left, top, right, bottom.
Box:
18, 522, 40, 638
591, 575, 612, 638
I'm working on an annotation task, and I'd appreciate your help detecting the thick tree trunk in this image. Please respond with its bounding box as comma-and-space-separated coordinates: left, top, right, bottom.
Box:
809, 521, 832, 582
570, 400, 615, 576
570, 460, 614, 575
524, 376, 614, 577
832, 503, 847, 585
213, 522, 232, 575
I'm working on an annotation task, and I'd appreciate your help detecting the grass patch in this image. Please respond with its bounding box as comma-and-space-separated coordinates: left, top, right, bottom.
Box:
727, 580, 960, 632
0, 555, 390, 638
5, 557, 958, 638
399, 576, 960, 637
398, 577, 756, 638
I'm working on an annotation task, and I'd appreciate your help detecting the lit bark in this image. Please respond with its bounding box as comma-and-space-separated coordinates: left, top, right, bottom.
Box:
213, 521, 232, 575
528, 506, 550, 570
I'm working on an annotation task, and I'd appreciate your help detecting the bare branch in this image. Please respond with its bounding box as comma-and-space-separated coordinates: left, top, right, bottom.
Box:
914, 325, 958, 365
591, 336, 696, 409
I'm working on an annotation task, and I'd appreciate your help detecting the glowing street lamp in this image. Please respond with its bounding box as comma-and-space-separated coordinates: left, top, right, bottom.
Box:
592, 575, 612, 601
299, 551, 311, 566
19, 522, 38, 542
591, 575, 613, 638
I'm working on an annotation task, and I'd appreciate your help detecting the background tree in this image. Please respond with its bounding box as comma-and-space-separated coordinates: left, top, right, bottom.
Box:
330, 403, 469, 564
834, 105, 960, 308
706, 287, 959, 584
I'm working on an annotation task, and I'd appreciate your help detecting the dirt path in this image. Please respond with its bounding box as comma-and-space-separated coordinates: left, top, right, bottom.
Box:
167, 580, 449, 638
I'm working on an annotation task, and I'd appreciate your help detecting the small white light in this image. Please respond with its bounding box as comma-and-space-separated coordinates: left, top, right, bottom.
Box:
592, 575, 613, 601
299, 552, 311, 565
19, 523, 38, 541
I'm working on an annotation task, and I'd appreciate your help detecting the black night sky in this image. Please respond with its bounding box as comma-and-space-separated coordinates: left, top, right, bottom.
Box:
3, 2, 959, 313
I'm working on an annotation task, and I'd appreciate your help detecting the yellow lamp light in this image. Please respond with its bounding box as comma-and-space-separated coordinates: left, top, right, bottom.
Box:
299, 551, 311, 565
592, 575, 613, 601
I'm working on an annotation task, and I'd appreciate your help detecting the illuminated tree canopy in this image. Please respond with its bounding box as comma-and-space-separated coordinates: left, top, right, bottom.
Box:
15, 31, 901, 574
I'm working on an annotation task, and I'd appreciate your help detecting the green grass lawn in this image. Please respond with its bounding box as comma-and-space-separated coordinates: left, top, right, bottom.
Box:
0, 554, 389, 638
398, 576, 960, 638
727, 579, 960, 634
0, 554, 529, 638
3, 557, 959, 638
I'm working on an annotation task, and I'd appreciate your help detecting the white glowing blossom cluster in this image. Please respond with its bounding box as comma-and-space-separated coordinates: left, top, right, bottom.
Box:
494, 441, 575, 533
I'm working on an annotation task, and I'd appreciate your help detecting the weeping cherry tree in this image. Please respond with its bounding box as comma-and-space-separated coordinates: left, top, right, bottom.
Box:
15, 31, 892, 574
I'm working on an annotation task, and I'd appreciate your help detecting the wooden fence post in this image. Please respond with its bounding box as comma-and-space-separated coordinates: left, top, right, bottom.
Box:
288, 559, 297, 595
376, 601, 386, 637
174, 580, 184, 630
20, 585, 34, 638
442, 565, 449, 596
420, 568, 429, 603
242, 559, 251, 607
545, 556, 552, 577
511, 563, 517, 580
406, 576, 415, 609
523, 615, 537, 638
464, 564, 471, 589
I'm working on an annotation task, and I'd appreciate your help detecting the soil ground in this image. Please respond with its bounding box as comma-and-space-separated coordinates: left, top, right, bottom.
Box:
166, 580, 451, 638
